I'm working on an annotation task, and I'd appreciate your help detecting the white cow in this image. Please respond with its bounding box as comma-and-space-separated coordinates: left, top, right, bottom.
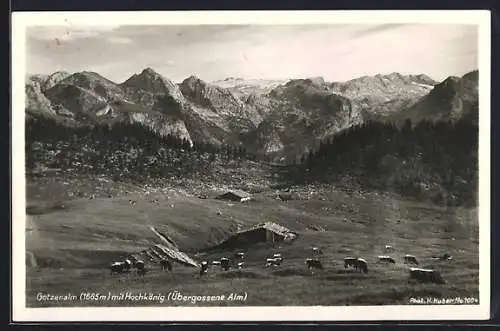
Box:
409, 267, 445, 284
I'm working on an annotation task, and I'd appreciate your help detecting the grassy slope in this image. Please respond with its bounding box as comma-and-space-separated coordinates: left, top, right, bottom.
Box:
26, 175, 479, 307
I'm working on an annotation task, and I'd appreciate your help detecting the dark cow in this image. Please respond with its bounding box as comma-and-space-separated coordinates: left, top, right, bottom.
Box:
199, 261, 209, 277
344, 257, 357, 269
305, 258, 324, 270
409, 267, 446, 284
110, 262, 125, 275
123, 259, 132, 272
265, 257, 283, 268
160, 259, 173, 271
378, 255, 396, 264
129, 200, 136, 206
272, 253, 283, 261
354, 258, 369, 274
312, 247, 323, 255
135, 260, 146, 275
404, 254, 419, 265
220, 258, 230, 271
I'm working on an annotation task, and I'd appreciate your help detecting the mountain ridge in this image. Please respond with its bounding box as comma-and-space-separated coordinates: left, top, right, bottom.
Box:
25, 68, 479, 162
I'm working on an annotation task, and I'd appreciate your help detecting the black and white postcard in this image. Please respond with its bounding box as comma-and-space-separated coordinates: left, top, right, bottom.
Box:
11, 10, 491, 321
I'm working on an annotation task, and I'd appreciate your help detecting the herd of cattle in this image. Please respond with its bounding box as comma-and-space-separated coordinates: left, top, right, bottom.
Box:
109, 244, 452, 285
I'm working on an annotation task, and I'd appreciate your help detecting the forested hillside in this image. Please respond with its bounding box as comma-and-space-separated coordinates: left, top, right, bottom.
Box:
293, 114, 478, 207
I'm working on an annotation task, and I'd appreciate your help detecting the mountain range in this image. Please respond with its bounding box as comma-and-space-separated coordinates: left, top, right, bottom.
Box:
25, 68, 479, 162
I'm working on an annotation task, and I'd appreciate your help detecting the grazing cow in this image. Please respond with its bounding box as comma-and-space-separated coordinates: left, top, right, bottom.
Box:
265, 257, 283, 267
409, 267, 446, 284
273, 255, 284, 263
237, 262, 245, 270
431, 253, 453, 261
404, 254, 419, 265
234, 252, 245, 260
110, 262, 125, 275
355, 258, 369, 274
220, 258, 230, 271
344, 257, 357, 269
378, 255, 396, 264
312, 247, 323, 255
160, 259, 173, 271
129, 255, 137, 261
135, 260, 146, 275
199, 261, 209, 277
129, 200, 136, 206
305, 258, 324, 270
123, 259, 132, 272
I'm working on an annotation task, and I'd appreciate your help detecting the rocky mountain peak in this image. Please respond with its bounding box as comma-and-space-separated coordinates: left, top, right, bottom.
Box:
385, 72, 405, 80
272, 78, 330, 99
410, 74, 437, 86
181, 75, 207, 90
386, 72, 479, 125
436, 76, 462, 92
179, 74, 246, 114
122, 68, 184, 102
25, 79, 56, 115
137, 67, 169, 82
142, 67, 157, 75
54, 71, 124, 102
462, 70, 479, 82
307, 76, 326, 85
43, 71, 71, 91
60, 71, 117, 87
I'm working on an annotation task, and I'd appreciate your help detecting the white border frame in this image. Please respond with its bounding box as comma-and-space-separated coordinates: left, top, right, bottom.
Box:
11, 10, 491, 322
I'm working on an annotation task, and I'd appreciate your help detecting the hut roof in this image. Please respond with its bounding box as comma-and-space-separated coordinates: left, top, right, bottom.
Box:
218, 189, 252, 198
236, 221, 296, 237
210, 221, 298, 249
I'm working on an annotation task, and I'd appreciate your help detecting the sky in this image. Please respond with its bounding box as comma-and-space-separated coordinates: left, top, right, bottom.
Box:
26, 24, 478, 83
